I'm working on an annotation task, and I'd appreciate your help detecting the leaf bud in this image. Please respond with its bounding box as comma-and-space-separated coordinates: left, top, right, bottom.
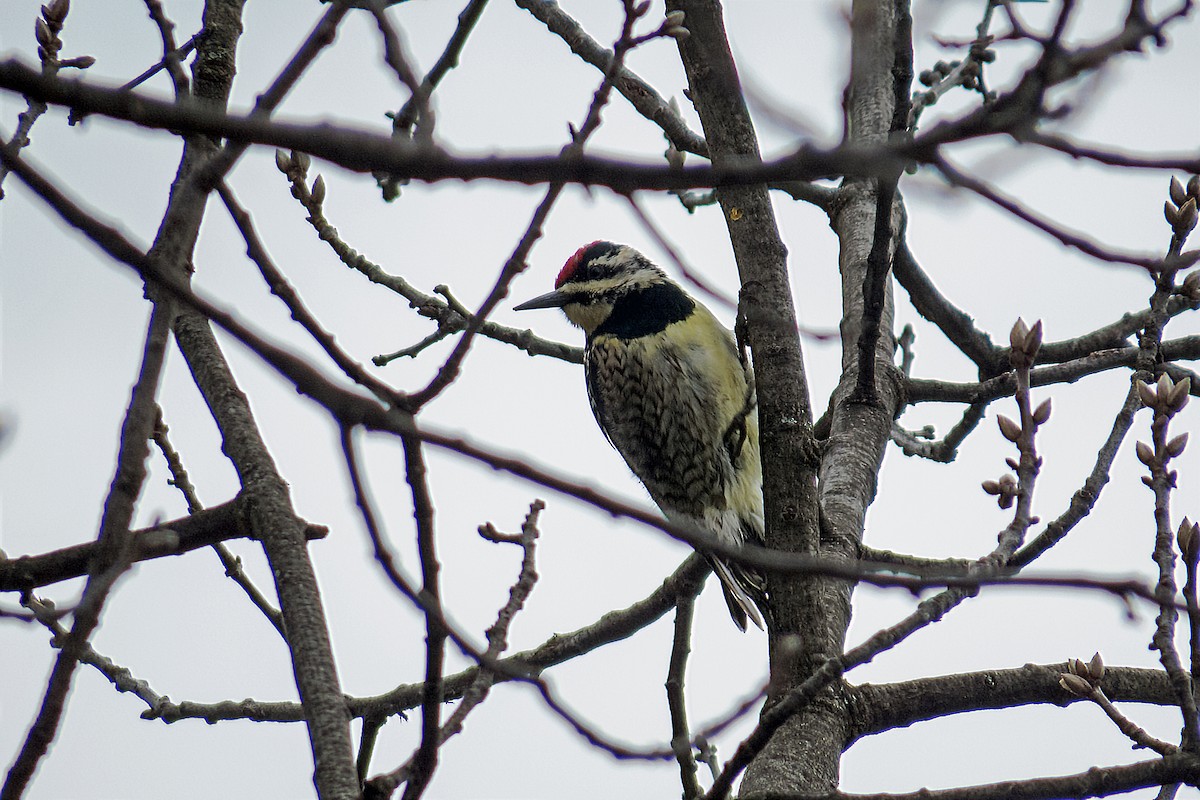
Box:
1024, 320, 1044, 360
1167, 377, 1191, 413
1157, 372, 1175, 404
34, 17, 52, 49
1136, 380, 1158, 410
997, 414, 1022, 442
1166, 200, 1181, 226
981, 479, 1001, 495
664, 10, 686, 28
46, 0, 69, 24
1059, 673, 1093, 696
1087, 652, 1105, 682
1178, 198, 1198, 236
1165, 432, 1189, 459
1189, 175, 1200, 201
1135, 440, 1155, 466
310, 174, 326, 206
1183, 271, 1200, 300
275, 149, 291, 174
1178, 517, 1198, 563
1171, 176, 1189, 207
291, 150, 311, 174
1032, 398, 1052, 425
1009, 317, 1030, 353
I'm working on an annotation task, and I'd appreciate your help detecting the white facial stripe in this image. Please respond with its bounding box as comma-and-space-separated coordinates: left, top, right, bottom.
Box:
563, 266, 663, 297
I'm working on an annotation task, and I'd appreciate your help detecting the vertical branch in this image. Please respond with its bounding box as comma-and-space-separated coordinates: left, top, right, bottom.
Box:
365, 503, 545, 800
1178, 517, 1200, 700
401, 435, 444, 800
1141, 369, 1198, 750
667, 0, 823, 794
3, 304, 171, 800
1138, 185, 1198, 751
852, 3, 909, 402
667, 594, 703, 800
155, 3, 361, 797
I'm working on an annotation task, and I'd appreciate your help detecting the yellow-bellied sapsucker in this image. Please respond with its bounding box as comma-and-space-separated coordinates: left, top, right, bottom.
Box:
515, 242, 767, 630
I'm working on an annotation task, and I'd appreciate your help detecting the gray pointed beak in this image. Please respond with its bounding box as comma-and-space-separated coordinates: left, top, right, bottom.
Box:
514, 289, 572, 311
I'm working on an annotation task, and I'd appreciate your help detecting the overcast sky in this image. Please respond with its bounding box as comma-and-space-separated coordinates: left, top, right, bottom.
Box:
2, 2, 1199, 798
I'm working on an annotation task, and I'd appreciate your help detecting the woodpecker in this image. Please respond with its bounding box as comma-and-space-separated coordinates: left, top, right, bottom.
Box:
515, 242, 767, 630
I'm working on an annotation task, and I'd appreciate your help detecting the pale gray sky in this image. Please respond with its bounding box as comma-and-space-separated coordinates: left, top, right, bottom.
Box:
2, 2, 1198, 798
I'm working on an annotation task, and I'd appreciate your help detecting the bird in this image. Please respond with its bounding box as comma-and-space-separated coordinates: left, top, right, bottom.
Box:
514, 241, 768, 630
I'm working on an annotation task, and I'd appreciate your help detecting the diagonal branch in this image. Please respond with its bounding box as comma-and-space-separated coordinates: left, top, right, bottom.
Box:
3, 304, 170, 800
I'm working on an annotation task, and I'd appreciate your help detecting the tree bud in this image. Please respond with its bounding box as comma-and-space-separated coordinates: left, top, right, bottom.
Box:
1171, 176, 1189, 207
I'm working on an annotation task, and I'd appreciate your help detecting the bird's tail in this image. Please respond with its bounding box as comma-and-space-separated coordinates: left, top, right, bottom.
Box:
710, 557, 768, 632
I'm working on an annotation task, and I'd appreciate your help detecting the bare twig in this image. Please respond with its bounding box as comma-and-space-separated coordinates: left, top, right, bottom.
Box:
891, 401, 988, 462
400, 433, 444, 800
141, 0, 189, 97
366, 504, 544, 799
22, 594, 167, 716
3, 303, 170, 800
0, 0, 92, 197
150, 409, 286, 634
217, 182, 402, 405
277, 158, 581, 365
406, 0, 652, 408
666, 595, 703, 800
934, 155, 1197, 273
514, 0, 707, 157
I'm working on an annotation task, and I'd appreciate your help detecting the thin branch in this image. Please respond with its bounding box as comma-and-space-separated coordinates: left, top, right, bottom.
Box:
141, 0, 189, 98
0, 1, 91, 197
0, 496, 325, 593
150, 409, 287, 634
934, 155, 1196, 272
391, 0, 488, 135
3, 304, 170, 800
907, 335, 1200, 404
217, 182, 402, 404
892, 241, 1000, 374
666, 594, 703, 800
822, 755, 1200, 800
145, 554, 711, 725
625, 193, 737, 310
278, 158, 582, 365
22, 594, 168, 716
891, 401, 988, 462
1011, 385, 1140, 568
0, 59, 922, 191
514, 0, 708, 157
399, 432, 444, 800
850, 176, 900, 402
406, 0, 648, 408
366, 504, 544, 799
376, 0, 489, 198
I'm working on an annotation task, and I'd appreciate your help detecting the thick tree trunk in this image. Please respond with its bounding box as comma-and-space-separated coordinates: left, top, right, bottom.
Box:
673, 0, 907, 795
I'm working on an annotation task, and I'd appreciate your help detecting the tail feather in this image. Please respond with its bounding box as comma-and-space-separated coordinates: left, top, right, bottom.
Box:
710, 558, 767, 631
